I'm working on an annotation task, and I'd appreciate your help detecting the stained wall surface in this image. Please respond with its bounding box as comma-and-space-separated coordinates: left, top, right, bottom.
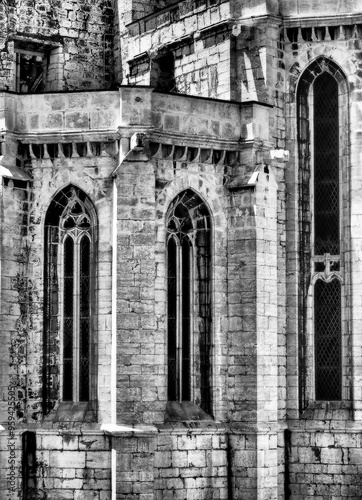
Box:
0, 0, 115, 92
2, 0, 362, 499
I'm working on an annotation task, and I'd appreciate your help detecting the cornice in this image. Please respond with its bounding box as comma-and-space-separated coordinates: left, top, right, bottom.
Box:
283, 13, 362, 28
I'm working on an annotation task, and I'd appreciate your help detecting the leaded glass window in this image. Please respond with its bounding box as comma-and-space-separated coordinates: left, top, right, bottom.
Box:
167, 236, 192, 402
298, 61, 344, 406
44, 186, 95, 410
313, 73, 339, 256
166, 190, 211, 413
314, 278, 342, 400
312, 72, 342, 401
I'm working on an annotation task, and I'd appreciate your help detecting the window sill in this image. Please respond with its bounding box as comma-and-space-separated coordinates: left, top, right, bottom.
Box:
165, 401, 213, 422
45, 402, 97, 423
300, 400, 352, 420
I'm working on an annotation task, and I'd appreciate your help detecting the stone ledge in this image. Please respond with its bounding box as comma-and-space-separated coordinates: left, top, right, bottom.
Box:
101, 423, 158, 437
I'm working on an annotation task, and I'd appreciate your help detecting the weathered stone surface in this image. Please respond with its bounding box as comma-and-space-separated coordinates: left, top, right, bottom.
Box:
1, 1, 362, 500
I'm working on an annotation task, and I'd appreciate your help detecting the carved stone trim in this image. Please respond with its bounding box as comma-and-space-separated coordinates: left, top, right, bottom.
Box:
149, 140, 241, 166
18, 140, 119, 160
283, 24, 362, 44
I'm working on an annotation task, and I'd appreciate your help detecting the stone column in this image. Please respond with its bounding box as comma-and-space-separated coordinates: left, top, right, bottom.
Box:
227, 166, 279, 499
111, 144, 160, 498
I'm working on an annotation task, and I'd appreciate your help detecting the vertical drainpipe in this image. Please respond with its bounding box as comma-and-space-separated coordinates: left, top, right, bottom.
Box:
110, 133, 146, 500
111, 164, 118, 500
111, 169, 118, 428
0, 171, 3, 434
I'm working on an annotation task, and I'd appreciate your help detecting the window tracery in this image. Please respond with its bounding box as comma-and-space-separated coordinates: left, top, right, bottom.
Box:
166, 190, 212, 414
43, 186, 96, 413
297, 59, 348, 407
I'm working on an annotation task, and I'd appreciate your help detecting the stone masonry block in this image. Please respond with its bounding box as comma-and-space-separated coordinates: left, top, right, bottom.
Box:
86, 451, 112, 468
177, 435, 197, 450
196, 435, 211, 450
211, 449, 227, 467
187, 450, 206, 468
49, 451, 86, 469
74, 491, 100, 500
172, 450, 188, 467
47, 490, 74, 500
79, 435, 110, 451
40, 435, 64, 450
348, 448, 362, 464
154, 451, 172, 468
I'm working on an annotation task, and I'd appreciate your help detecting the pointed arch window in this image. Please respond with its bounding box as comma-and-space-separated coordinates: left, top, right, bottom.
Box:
44, 186, 96, 413
166, 190, 212, 414
312, 72, 341, 401
297, 59, 348, 407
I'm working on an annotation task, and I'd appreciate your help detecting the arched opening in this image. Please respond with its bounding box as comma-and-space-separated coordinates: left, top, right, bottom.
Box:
43, 185, 97, 416
166, 190, 212, 415
297, 59, 348, 408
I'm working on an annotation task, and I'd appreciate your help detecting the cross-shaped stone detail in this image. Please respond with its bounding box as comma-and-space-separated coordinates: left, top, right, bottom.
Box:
323, 253, 333, 279
313, 253, 340, 281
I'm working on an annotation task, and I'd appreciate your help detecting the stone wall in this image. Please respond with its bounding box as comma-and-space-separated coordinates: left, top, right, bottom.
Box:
282, 12, 362, 500
4, 1, 362, 496
0, 0, 115, 92
0, 429, 111, 499
154, 429, 228, 499
0, 88, 116, 495
287, 427, 362, 499
279, 0, 361, 16
120, 0, 233, 99
114, 427, 278, 499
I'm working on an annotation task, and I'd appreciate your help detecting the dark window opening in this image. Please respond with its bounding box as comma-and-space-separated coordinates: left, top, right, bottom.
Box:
63, 236, 74, 401
166, 190, 211, 414
167, 236, 192, 402
315, 279, 342, 400
16, 50, 46, 93
3, 178, 29, 189
297, 60, 344, 409
151, 52, 176, 93
167, 237, 177, 401
44, 186, 95, 411
314, 73, 339, 255
181, 239, 191, 401
22, 431, 37, 500
79, 235, 91, 402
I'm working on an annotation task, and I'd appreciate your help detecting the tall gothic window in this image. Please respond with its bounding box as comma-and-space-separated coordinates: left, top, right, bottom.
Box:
43, 186, 96, 412
166, 190, 212, 413
298, 60, 347, 407
313, 73, 341, 401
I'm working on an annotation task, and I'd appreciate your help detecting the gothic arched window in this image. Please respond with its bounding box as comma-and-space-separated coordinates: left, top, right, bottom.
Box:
297, 60, 348, 407
43, 186, 97, 413
166, 190, 212, 414
313, 72, 341, 400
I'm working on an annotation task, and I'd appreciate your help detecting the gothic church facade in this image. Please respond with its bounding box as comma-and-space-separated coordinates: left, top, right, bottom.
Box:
0, 0, 362, 498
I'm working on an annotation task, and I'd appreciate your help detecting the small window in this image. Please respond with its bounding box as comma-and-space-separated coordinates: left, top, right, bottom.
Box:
15, 48, 46, 93
22, 432, 37, 499
314, 278, 342, 400
151, 52, 176, 93
313, 72, 339, 256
